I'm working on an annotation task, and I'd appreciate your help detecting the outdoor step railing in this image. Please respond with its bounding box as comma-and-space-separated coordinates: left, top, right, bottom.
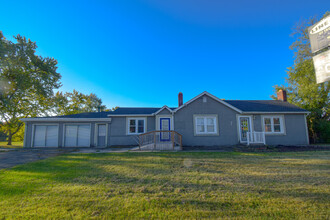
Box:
138, 130, 182, 151
247, 132, 266, 145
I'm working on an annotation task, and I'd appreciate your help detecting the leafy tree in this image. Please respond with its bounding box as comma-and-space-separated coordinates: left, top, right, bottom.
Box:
273, 12, 330, 143
0, 31, 61, 145
53, 90, 107, 115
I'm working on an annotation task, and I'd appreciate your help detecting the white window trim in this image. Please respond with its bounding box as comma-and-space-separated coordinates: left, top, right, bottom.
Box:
127, 117, 147, 135
31, 124, 59, 148
193, 114, 219, 136
261, 115, 286, 135
62, 123, 92, 147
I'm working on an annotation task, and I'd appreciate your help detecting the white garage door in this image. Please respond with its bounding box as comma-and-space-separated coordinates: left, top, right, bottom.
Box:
33, 125, 59, 147
64, 125, 91, 147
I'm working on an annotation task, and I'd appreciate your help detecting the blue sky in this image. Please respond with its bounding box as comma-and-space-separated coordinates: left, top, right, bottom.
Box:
0, 0, 328, 108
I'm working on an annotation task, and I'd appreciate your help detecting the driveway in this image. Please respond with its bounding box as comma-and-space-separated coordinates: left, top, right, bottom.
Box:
0, 147, 136, 170
0, 149, 74, 170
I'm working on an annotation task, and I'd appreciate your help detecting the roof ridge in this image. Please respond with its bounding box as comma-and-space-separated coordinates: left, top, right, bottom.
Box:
116, 107, 162, 109
224, 99, 279, 101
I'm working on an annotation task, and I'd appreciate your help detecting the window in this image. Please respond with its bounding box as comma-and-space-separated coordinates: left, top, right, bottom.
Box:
262, 116, 284, 134
194, 115, 218, 135
127, 118, 146, 134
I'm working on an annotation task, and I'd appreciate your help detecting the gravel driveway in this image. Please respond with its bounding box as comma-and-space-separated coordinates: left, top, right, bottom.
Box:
0, 149, 74, 170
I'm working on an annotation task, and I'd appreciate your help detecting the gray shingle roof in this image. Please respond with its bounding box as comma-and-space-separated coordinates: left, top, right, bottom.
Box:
107, 107, 172, 115
29, 100, 307, 120
223, 100, 308, 113
42, 111, 110, 118
37, 107, 177, 119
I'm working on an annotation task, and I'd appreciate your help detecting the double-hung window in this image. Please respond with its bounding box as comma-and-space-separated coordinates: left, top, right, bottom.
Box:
262, 115, 285, 134
194, 115, 218, 135
128, 118, 146, 135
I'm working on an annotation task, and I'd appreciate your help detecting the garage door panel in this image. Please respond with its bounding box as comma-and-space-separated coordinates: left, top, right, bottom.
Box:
33, 125, 58, 147
77, 125, 90, 147
65, 125, 78, 147
45, 125, 58, 147
34, 126, 46, 147
64, 125, 91, 147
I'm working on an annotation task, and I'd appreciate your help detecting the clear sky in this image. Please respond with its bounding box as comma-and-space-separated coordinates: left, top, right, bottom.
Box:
0, 0, 328, 108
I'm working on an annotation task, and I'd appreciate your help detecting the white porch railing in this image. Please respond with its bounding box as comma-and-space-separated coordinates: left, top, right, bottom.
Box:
247, 132, 266, 145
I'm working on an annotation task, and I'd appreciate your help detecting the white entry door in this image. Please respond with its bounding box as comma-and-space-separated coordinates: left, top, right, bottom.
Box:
238, 116, 252, 143
160, 118, 171, 141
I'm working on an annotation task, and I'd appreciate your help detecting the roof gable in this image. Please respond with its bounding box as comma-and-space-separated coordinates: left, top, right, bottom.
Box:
154, 106, 173, 115
174, 91, 243, 113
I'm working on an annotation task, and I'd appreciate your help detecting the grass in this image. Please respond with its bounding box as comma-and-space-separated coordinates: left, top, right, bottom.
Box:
0, 151, 329, 219
0, 141, 23, 148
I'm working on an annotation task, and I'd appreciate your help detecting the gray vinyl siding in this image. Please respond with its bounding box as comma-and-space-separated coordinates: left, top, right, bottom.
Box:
157, 108, 172, 115
23, 122, 33, 148
253, 114, 309, 145
23, 99, 309, 148
108, 116, 155, 146
174, 95, 239, 146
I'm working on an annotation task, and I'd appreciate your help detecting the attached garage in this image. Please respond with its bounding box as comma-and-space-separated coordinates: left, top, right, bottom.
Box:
64, 124, 91, 147
33, 125, 59, 147
22, 117, 112, 148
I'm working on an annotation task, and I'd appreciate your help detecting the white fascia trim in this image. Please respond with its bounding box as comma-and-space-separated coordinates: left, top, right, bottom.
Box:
153, 105, 173, 115
174, 91, 243, 114
21, 118, 112, 122
241, 111, 310, 114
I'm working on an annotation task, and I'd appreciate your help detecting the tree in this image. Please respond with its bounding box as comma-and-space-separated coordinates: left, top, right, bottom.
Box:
0, 31, 61, 145
52, 90, 107, 115
273, 12, 330, 143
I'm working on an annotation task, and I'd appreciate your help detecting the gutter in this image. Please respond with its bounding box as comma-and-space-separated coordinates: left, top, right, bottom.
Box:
20, 118, 113, 122
21, 111, 310, 122
240, 111, 310, 114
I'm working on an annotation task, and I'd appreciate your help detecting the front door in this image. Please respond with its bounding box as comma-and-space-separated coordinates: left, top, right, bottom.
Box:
160, 118, 171, 141
239, 116, 252, 143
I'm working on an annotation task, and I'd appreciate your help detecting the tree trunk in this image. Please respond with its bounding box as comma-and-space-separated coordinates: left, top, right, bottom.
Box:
7, 131, 12, 145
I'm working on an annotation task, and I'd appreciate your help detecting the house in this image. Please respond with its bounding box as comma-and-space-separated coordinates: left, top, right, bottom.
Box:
21, 90, 310, 148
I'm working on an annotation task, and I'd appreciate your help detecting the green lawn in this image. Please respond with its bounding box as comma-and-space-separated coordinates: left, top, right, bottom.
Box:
0, 141, 23, 148
0, 151, 329, 219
